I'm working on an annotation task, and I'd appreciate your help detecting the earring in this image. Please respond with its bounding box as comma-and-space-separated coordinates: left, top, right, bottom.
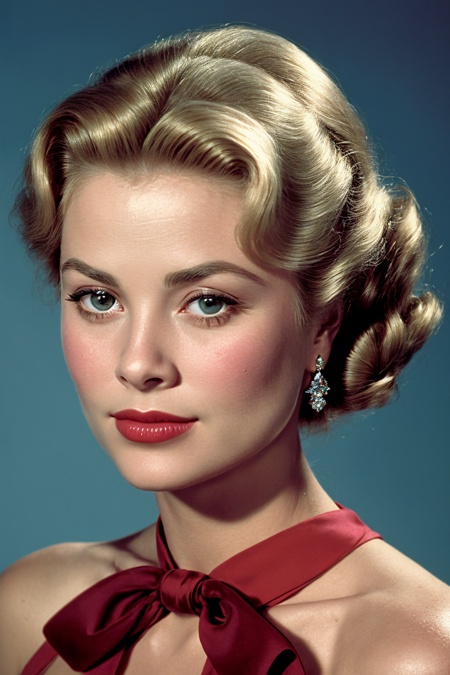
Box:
305, 356, 330, 412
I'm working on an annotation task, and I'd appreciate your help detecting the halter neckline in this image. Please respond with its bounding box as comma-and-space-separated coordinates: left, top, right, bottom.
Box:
22, 505, 381, 675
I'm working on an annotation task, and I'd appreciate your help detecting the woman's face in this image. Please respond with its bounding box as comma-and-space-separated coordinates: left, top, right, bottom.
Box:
60, 171, 317, 492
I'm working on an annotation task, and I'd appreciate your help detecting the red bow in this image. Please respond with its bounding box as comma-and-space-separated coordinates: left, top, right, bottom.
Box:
23, 507, 380, 675
44, 564, 304, 675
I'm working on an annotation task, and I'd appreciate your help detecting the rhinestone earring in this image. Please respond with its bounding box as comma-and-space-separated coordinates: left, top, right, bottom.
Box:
305, 356, 330, 412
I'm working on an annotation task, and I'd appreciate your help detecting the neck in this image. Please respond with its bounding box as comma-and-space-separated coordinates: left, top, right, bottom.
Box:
155, 436, 336, 573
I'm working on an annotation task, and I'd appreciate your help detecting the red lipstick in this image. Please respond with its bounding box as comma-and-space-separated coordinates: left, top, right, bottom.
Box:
111, 410, 197, 443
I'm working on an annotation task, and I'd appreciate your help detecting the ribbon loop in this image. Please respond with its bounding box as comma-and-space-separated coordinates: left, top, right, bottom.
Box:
44, 566, 166, 671
158, 568, 208, 614
198, 580, 305, 675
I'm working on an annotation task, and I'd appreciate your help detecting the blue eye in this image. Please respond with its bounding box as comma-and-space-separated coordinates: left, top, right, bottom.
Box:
67, 289, 118, 315
186, 293, 237, 318
190, 295, 226, 315
85, 290, 116, 312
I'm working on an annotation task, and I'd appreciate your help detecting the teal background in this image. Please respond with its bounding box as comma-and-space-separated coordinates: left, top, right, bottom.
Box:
1, 0, 449, 582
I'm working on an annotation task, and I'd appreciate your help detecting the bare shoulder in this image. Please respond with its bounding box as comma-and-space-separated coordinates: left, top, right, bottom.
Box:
342, 541, 450, 675
0, 542, 110, 675
0, 525, 157, 675
269, 539, 450, 675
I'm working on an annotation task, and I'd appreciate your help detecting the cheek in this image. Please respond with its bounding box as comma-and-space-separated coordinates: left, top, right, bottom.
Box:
191, 324, 303, 407
61, 321, 113, 400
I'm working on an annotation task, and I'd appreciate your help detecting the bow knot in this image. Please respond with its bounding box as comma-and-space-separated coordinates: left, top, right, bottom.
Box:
158, 568, 208, 614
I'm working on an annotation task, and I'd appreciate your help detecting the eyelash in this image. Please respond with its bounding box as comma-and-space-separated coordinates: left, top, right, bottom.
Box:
65, 288, 240, 327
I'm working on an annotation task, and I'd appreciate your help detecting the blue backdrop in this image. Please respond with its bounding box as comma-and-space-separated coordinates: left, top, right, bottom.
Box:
1, 0, 449, 583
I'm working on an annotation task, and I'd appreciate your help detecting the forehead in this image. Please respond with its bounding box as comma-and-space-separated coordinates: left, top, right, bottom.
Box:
61, 171, 248, 266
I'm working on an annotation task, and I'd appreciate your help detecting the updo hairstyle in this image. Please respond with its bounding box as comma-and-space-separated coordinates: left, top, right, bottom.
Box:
14, 26, 442, 427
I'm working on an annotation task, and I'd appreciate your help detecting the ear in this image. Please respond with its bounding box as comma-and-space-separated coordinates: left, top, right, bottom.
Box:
306, 305, 343, 373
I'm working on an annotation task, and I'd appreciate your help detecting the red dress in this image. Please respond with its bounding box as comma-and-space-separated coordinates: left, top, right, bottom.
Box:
21, 505, 380, 675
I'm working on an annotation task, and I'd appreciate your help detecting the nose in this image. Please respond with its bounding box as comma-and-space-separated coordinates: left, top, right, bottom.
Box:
115, 317, 180, 391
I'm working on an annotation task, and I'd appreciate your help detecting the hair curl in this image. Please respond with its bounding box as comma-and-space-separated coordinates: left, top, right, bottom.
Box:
13, 26, 442, 427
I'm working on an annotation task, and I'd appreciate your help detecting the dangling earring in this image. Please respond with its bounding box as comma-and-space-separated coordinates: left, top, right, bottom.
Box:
305, 356, 330, 412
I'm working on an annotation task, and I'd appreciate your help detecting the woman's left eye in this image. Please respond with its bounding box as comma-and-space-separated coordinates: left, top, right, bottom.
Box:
184, 293, 238, 322
187, 295, 229, 316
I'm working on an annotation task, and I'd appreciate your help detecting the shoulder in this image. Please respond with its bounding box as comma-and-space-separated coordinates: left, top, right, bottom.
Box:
0, 528, 157, 675
342, 543, 450, 674
269, 539, 450, 675
0, 542, 110, 674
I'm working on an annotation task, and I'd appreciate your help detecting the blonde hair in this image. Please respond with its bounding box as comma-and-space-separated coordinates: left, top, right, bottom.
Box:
14, 26, 442, 427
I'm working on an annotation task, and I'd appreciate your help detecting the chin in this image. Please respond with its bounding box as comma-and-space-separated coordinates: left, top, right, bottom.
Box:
92, 429, 217, 493
107, 453, 228, 494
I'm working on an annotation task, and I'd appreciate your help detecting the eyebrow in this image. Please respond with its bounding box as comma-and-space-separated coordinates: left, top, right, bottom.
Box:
61, 259, 119, 286
164, 261, 266, 288
61, 258, 266, 288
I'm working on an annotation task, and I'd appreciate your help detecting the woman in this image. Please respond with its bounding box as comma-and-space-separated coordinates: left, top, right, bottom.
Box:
1, 25, 449, 675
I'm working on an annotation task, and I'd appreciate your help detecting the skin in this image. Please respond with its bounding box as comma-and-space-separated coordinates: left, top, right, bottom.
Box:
0, 172, 449, 675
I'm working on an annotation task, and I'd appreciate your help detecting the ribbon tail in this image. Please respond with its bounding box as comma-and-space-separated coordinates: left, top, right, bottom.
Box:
199, 580, 305, 675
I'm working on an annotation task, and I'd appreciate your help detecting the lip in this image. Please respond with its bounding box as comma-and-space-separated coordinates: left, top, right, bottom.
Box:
111, 409, 198, 443
112, 409, 196, 423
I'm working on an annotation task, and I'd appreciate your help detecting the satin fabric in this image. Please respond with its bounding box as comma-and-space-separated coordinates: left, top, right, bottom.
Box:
21, 506, 381, 675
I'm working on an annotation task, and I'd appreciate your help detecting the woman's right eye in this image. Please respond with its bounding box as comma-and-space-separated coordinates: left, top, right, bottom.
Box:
66, 289, 120, 318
